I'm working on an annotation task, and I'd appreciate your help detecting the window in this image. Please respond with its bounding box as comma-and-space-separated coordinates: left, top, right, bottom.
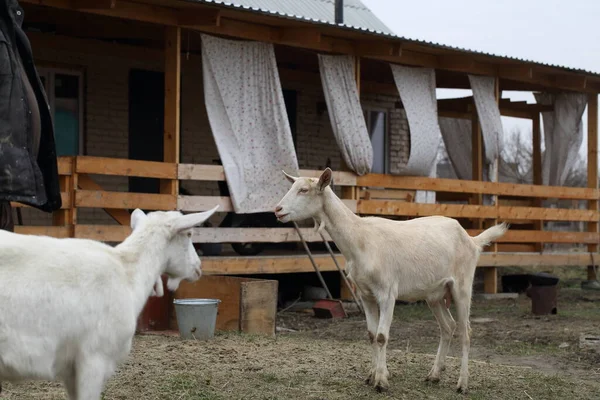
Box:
364, 109, 388, 174
38, 68, 84, 156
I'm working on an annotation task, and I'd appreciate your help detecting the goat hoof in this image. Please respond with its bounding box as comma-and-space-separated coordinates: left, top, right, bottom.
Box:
375, 383, 389, 393
425, 375, 440, 383
365, 370, 376, 385
456, 385, 468, 394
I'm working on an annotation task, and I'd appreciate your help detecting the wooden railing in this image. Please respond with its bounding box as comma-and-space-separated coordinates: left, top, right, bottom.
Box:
12, 156, 600, 282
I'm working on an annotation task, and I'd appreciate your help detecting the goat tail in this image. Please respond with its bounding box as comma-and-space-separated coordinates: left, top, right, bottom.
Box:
471, 222, 510, 249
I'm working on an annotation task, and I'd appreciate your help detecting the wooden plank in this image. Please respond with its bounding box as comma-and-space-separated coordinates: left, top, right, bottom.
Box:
11, 192, 70, 209
177, 8, 220, 27
240, 280, 278, 336
357, 200, 599, 222
177, 164, 357, 186
76, 156, 176, 179
178, 164, 225, 181
359, 189, 414, 202
77, 174, 131, 225
14, 226, 72, 238
72, 225, 597, 245
478, 253, 600, 267
466, 230, 598, 244
161, 26, 180, 197
588, 93, 599, 280
192, 227, 332, 243
279, 27, 321, 46
200, 252, 600, 275
355, 41, 402, 57
57, 156, 73, 175
356, 174, 599, 200
76, 190, 176, 211
74, 225, 131, 242
178, 195, 357, 213
71, 0, 115, 9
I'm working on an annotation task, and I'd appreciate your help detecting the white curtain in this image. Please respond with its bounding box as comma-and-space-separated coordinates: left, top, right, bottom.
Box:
534, 92, 587, 186
390, 65, 441, 203
318, 54, 373, 175
468, 75, 503, 183
201, 34, 299, 213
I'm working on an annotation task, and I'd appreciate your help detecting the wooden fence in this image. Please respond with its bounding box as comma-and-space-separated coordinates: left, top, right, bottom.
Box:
12, 156, 600, 292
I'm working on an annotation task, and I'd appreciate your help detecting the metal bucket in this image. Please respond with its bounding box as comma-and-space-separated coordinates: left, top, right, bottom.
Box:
173, 299, 220, 340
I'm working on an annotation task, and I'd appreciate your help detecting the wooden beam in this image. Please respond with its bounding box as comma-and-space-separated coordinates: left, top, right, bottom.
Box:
27, 31, 162, 65
76, 156, 177, 179
279, 27, 321, 46
357, 200, 599, 222
356, 174, 599, 200
177, 8, 220, 27
466, 230, 599, 244
588, 93, 599, 280
71, 0, 115, 10
74, 224, 130, 241
355, 41, 402, 57
77, 174, 131, 225
76, 190, 176, 211
197, 252, 599, 275
161, 26, 181, 196
14, 226, 73, 238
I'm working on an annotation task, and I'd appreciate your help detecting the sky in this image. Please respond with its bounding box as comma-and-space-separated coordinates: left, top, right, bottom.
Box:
360, 0, 600, 158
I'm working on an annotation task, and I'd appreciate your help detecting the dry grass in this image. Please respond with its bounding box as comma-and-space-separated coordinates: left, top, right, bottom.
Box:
3, 267, 600, 400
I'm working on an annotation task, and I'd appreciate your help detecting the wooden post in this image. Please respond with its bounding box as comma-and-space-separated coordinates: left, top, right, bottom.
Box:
52, 156, 77, 237
161, 26, 181, 197
139, 26, 181, 332
587, 93, 598, 281
532, 112, 544, 252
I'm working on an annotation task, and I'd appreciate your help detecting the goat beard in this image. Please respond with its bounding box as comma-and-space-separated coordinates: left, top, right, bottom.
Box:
313, 218, 326, 234
166, 276, 184, 292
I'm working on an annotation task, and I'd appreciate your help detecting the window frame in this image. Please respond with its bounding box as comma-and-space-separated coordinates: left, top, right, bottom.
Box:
37, 66, 85, 156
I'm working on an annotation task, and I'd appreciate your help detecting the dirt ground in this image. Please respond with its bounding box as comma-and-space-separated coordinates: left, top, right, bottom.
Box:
3, 267, 600, 400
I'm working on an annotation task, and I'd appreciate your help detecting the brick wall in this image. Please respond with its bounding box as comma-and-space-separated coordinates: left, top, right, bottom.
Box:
18, 36, 410, 227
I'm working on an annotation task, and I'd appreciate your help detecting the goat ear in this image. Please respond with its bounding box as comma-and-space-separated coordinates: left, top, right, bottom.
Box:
130, 209, 147, 230
317, 168, 333, 191
173, 205, 219, 233
282, 170, 298, 183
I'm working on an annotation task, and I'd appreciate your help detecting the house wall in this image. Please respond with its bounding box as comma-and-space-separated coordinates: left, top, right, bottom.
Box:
18, 35, 409, 227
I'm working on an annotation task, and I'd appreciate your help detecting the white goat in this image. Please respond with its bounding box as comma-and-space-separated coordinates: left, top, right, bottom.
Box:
275, 168, 508, 393
0, 206, 218, 400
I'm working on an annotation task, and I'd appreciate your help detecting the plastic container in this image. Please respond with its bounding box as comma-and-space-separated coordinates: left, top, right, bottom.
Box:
173, 299, 220, 340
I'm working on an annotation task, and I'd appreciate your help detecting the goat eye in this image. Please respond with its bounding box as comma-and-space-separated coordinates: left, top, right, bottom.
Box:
187, 232, 192, 238
299, 188, 309, 194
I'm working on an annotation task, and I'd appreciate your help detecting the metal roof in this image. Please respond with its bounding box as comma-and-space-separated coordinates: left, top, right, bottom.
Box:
190, 0, 394, 34
189, 0, 600, 77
